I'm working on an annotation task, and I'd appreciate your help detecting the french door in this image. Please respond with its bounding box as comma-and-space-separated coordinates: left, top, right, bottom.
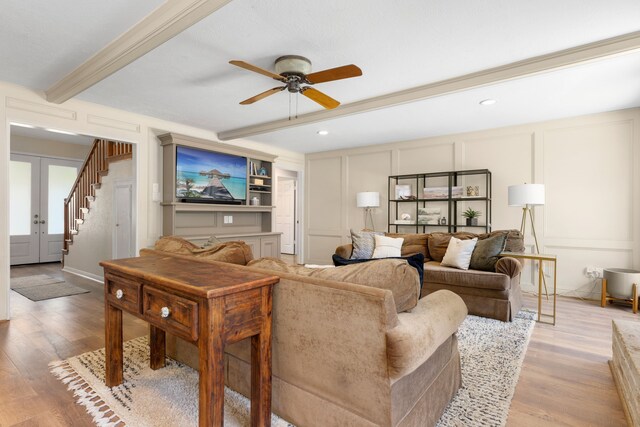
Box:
10, 154, 82, 265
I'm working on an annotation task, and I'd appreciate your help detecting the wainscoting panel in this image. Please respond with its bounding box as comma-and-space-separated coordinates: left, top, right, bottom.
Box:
543, 120, 634, 241
347, 150, 392, 232
397, 142, 455, 174
461, 132, 534, 230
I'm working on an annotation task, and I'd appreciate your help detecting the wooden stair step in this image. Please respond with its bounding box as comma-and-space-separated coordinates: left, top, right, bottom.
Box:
86, 195, 95, 202
70, 229, 79, 235
80, 207, 89, 214
61, 249, 69, 255
75, 219, 84, 225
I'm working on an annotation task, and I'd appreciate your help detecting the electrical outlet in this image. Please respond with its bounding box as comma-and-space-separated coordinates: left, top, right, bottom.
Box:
585, 266, 603, 279
223, 215, 233, 224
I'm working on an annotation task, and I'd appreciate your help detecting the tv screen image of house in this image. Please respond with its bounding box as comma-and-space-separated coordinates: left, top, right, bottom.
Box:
175, 145, 247, 202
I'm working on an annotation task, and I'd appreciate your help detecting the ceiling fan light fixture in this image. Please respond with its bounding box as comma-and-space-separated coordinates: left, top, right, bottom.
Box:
479, 98, 497, 106
317, 130, 329, 136
275, 55, 312, 76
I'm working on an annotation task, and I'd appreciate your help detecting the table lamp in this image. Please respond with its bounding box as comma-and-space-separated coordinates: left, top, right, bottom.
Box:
356, 192, 380, 231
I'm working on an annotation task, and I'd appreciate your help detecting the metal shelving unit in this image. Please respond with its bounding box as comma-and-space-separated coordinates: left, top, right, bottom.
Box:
388, 169, 492, 234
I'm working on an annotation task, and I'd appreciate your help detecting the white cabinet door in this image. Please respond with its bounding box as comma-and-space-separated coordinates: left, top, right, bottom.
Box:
260, 235, 281, 258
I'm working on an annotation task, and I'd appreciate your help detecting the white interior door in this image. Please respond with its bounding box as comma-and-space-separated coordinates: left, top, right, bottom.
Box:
10, 154, 40, 265
113, 181, 133, 259
276, 178, 296, 255
40, 158, 82, 262
10, 154, 81, 265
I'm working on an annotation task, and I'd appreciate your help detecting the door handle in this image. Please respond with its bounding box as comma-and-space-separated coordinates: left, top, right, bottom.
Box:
33, 220, 38, 224
39, 220, 45, 224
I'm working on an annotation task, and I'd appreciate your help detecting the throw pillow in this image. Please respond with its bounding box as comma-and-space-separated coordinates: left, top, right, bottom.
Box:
372, 235, 404, 258
248, 257, 420, 312
470, 232, 507, 271
332, 253, 425, 288
441, 237, 478, 270
350, 229, 383, 259
385, 233, 430, 259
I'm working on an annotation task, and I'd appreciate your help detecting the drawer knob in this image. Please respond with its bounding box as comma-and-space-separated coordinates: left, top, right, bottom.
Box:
160, 306, 171, 318
115, 289, 124, 300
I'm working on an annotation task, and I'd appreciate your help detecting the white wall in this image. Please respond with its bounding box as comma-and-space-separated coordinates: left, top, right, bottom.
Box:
0, 81, 305, 320
305, 108, 640, 299
10, 134, 91, 160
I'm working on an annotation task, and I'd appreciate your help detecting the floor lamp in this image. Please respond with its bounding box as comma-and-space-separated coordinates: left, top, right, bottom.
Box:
508, 183, 548, 296
356, 192, 380, 231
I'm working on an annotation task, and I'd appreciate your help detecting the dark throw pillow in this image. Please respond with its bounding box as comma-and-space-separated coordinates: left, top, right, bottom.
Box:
469, 232, 508, 271
332, 253, 425, 288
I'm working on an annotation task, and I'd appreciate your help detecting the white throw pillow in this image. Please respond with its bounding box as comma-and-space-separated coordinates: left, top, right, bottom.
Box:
441, 236, 478, 270
372, 235, 404, 258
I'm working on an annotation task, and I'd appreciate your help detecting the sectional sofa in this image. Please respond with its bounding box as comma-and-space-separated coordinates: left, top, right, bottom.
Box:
335, 230, 525, 321
140, 241, 468, 426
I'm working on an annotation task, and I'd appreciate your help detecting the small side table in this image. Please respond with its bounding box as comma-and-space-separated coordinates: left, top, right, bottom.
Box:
500, 252, 557, 325
100, 255, 280, 427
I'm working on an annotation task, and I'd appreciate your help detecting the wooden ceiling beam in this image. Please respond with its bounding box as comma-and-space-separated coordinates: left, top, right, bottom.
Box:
218, 29, 640, 141
45, 0, 232, 104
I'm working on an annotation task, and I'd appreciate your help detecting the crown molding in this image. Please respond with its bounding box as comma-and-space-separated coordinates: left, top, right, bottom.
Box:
45, 0, 232, 104
218, 30, 640, 141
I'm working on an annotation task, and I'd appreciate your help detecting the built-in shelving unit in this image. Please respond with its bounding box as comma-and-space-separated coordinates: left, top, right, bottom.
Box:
159, 133, 281, 258
388, 169, 492, 234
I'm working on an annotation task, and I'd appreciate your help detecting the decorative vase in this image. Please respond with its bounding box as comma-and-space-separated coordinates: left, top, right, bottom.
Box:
258, 166, 268, 176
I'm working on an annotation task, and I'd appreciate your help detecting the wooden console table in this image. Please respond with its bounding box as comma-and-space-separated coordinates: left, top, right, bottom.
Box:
500, 251, 557, 325
100, 255, 279, 427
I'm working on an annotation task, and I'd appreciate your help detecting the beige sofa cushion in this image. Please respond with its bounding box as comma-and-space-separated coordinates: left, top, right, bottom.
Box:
151, 236, 254, 265
247, 257, 420, 312
425, 261, 509, 291
386, 290, 467, 379
385, 233, 430, 259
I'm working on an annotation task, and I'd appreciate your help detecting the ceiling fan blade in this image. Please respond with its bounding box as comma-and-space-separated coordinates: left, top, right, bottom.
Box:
305, 64, 362, 84
239, 87, 285, 105
229, 60, 285, 81
301, 87, 340, 109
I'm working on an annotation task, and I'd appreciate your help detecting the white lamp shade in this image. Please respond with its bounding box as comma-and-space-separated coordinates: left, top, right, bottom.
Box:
508, 184, 545, 206
356, 192, 380, 208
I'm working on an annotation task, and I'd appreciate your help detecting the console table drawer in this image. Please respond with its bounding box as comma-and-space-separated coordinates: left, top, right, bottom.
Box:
105, 273, 141, 313
143, 287, 198, 342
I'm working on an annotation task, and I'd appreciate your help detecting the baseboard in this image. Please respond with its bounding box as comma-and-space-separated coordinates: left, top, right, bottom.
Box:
62, 266, 103, 284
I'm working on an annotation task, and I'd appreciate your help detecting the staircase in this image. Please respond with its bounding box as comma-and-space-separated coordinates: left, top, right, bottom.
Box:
63, 139, 132, 255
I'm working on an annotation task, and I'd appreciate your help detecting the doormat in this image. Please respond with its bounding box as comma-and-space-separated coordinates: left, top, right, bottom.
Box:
11, 274, 90, 301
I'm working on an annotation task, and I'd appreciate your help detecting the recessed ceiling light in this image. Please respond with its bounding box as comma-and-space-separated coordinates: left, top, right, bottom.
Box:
11, 122, 35, 129
479, 99, 496, 106
317, 130, 329, 136
45, 128, 78, 136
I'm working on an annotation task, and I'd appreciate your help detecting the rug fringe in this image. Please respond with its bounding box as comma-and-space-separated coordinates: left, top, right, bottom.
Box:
49, 360, 124, 427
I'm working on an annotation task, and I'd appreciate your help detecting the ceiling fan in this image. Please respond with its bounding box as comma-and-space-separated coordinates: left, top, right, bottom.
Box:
230, 55, 362, 110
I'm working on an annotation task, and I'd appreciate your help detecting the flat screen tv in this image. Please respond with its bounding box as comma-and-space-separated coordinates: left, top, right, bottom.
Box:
175, 145, 247, 203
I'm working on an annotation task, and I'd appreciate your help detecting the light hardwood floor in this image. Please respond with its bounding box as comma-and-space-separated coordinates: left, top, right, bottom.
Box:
1, 263, 637, 426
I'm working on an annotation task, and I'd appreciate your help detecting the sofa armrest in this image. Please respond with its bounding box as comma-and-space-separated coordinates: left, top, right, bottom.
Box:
386, 290, 467, 379
335, 244, 353, 259
495, 256, 522, 278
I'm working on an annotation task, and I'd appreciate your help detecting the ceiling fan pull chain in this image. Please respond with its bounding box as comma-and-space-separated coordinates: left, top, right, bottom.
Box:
288, 92, 292, 121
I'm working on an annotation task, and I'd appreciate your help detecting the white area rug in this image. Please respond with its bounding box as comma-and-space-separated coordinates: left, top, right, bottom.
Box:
50, 310, 535, 427
437, 309, 536, 427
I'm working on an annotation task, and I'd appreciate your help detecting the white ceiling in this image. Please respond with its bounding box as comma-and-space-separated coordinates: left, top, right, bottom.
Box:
2, 0, 640, 153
